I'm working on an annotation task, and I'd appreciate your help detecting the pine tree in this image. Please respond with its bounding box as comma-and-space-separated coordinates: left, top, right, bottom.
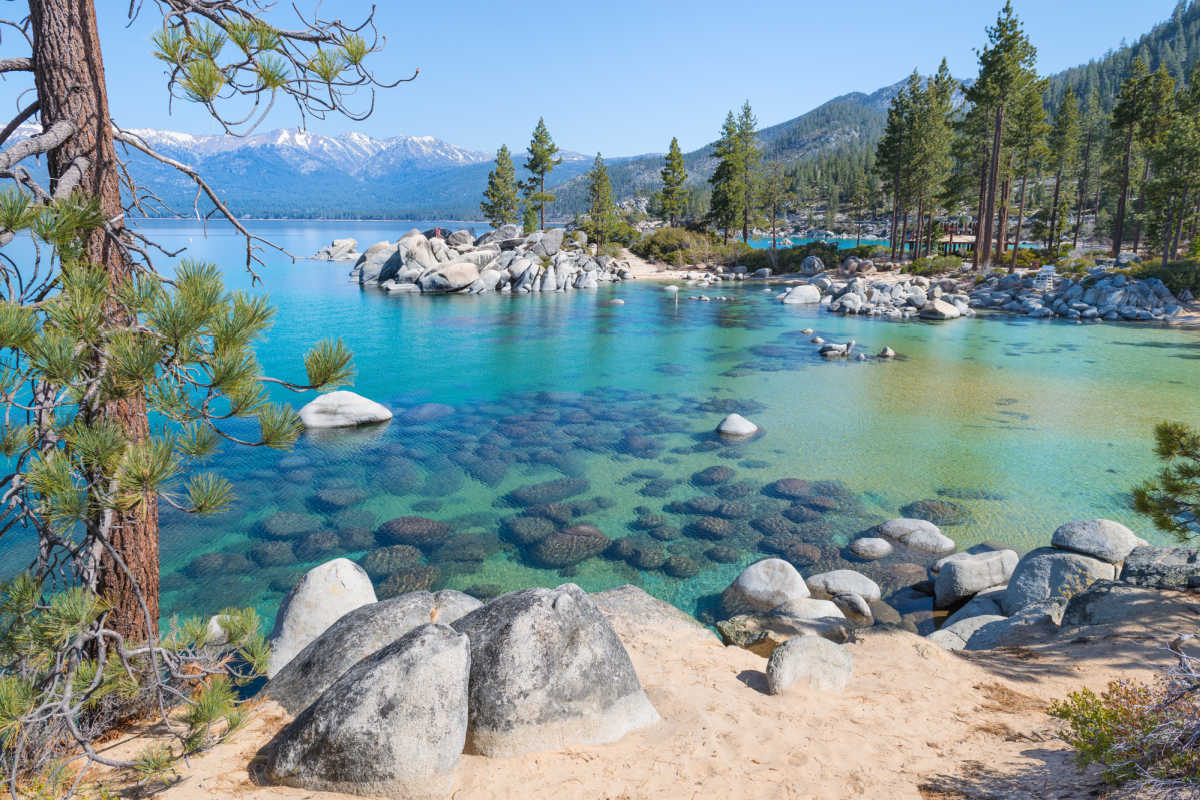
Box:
584, 153, 618, 247
968, 2, 1039, 268
1110, 57, 1150, 256
523, 117, 562, 230
708, 111, 744, 244
481, 144, 520, 227
522, 201, 539, 235
1007, 80, 1049, 267
736, 101, 762, 243
1074, 86, 1106, 249
759, 161, 793, 255
660, 137, 688, 227
1045, 88, 1081, 250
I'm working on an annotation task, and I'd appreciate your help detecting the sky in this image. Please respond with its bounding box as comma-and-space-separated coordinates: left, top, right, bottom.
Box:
0, 1, 1179, 156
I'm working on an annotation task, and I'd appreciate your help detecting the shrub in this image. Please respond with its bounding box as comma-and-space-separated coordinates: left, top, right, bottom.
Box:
905, 255, 961, 276
1132, 260, 1200, 297
1049, 639, 1200, 794
631, 227, 708, 263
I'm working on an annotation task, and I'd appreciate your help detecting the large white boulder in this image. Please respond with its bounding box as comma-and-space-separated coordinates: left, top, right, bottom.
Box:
450, 584, 659, 756
299, 390, 393, 429
722, 558, 810, 616
716, 413, 758, 438
781, 284, 822, 304
805, 569, 882, 603
1002, 548, 1116, 615
877, 518, 956, 556
264, 623, 470, 798
266, 558, 377, 677
1050, 519, 1148, 564
933, 550, 1019, 608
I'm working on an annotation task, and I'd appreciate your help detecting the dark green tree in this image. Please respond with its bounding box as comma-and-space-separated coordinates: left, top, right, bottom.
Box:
481, 144, 520, 227
1006, 79, 1049, 267
707, 111, 744, 244
522, 201, 539, 235
968, 2, 1039, 267
1110, 57, 1151, 256
523, 117, 562, 230
660, 137, 688, 227
1045, 86, 1080, 249
736, 101, 762, 242
583, 153, 619, 247
1133, 421, 1200, 541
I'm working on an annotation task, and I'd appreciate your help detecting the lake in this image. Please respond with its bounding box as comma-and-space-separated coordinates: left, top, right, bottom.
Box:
6, 219, 1199, 628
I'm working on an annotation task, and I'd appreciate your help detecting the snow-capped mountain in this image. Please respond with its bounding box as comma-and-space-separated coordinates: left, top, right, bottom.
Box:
7, 123, 591, 218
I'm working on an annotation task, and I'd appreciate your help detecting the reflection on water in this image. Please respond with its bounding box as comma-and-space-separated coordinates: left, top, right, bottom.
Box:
3, 220, 1199, 626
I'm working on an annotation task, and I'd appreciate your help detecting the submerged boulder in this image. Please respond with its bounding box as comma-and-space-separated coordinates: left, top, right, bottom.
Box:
716, 413, 758, 438
450, 583, 659, 757
266, 558, 377, 678
264, 624, 470, 798
299, 391, 393, 429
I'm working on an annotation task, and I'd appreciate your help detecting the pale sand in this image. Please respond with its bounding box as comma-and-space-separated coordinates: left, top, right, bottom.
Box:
88, 587, 1200, 799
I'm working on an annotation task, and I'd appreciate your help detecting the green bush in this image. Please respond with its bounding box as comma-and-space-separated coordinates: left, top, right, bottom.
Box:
1132, 260, 1200, 296
740, 241, 841, 273
905, 254, 961, 276
631, 227, 708, 263
1050, 673, 1200, 791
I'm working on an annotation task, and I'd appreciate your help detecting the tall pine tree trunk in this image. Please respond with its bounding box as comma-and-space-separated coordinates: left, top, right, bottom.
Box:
913, 199, 925, 264
995, 170, 1012, 263
900, 211, 909, 262
30, 0, 159, 640
1132, 160, 1151, 256
1113, 129, 1134, 257
889, 191, 899, 260
973, 158, 988, 269
980, 104, 1006, 268
1074, 131, 1093, 250
1048, 170, 1063, 251
1010, 168, 1030, 271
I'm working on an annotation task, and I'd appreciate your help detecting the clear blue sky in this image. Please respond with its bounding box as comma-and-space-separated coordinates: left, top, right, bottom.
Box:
7, 2, 1180, 155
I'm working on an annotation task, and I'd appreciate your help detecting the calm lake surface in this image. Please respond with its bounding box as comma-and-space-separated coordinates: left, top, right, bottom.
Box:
7, 219, 1200, 627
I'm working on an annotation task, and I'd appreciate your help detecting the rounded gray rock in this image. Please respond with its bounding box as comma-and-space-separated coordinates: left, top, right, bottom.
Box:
450, 583, 659, 757
267, 558, 377, 678
264, 623, 470, 799
722, 558, 810, 616
264, 590, 482, 714
767, 636, 853, 694
1002, 548, 1116, 615
1050, 519, 1148, 564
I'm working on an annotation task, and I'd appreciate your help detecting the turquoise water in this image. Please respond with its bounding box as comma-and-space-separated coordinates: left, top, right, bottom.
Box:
747, 236, 889, 250
5, 220, 1199, 628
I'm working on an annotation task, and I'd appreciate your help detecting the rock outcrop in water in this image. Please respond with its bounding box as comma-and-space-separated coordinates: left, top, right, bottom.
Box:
336, 225, 634, 295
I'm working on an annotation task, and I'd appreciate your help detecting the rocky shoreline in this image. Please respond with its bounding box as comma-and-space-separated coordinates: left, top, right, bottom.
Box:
188, 513, 1197, 799
315, 225, 635, 294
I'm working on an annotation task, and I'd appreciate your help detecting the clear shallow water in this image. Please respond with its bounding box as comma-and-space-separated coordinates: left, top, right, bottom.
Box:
6, 220, 1200, 627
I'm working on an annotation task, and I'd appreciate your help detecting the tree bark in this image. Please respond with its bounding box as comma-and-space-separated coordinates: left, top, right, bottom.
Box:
980, 104, 1006, 268
1113, 129, 1134, 257
30, 0, 159, 640
1048, 170, 1063, 251
1073, 129, 1093, 250
1011, 169, 1030, 271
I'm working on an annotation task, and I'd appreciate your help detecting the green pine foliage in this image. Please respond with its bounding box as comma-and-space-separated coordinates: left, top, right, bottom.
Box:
707, 111, 746, 243
523, 118, 562, 230
1132, 421, 1200, 540
480, 144, 520, 227
659, 137, 688, 227
582, 153, 630, 248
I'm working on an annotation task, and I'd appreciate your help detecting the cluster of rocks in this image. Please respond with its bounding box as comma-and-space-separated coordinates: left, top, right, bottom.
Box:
259, 559, 659, 798
969, 270, 1188, 321
780, 273, 972, 321
925, 519, 1151, 651
317, 225, 635, 295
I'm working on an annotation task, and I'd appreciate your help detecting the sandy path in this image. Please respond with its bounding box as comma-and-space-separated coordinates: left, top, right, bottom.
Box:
87, 586, 1200, 799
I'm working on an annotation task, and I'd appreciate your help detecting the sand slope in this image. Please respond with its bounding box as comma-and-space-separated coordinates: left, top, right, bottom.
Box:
93, 586, 1200, 799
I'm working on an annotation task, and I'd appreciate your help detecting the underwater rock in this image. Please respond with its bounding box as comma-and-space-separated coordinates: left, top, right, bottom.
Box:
377, 565, 441, 598
311, 487, 368, 512
648, 525, 682, 542
692, 465, 735, 486
256, 511, 325, 541
361, 545, 423, 579
295, 529, 341, 562
705, 545, 741, 564
186, 552, 252, 578
715, 480, 758, 500
500, 515, 556, 546
763, 478, 814, 500
530, 524, 611, 568
506, 477, 590, 506
686, 516, 731, 540
376, 516, 453, 550
900, 499, 972, 526
664, 555, 701, 578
